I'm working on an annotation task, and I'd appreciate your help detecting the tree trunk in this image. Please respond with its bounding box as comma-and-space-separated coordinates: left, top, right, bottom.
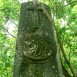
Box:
13, 1, 64, 77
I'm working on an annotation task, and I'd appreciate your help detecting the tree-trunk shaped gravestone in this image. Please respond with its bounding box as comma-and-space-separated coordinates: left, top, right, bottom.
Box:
13, 1, 64, 77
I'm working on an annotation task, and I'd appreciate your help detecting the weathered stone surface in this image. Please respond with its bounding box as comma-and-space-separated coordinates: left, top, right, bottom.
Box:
13, 1, 64, 77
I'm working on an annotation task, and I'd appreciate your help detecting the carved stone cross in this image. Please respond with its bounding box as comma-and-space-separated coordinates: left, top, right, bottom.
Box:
13, 1, 64, 77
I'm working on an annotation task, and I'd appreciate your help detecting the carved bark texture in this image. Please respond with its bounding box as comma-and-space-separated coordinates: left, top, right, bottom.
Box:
13, 1, 64, 77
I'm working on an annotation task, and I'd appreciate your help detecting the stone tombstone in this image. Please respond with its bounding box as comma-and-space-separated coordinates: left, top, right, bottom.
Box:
13, 1, 64, 77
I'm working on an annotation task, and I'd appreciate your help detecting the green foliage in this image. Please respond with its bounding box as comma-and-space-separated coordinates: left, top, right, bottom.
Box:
0, 0, 20, 19
0, 30, 16, 77
0, 0, 19, 77
0, 0, 77, 77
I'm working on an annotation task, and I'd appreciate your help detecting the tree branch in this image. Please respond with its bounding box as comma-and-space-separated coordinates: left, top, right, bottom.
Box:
1, 18, 16, 39
62, 63, 71, 77
2, 27, 16, 39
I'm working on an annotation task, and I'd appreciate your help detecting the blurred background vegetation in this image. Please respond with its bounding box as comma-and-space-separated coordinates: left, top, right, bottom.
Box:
0, 0, 77, 77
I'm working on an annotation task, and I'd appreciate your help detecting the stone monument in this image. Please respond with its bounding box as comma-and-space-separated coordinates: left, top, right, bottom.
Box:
13, 1, 64, 77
